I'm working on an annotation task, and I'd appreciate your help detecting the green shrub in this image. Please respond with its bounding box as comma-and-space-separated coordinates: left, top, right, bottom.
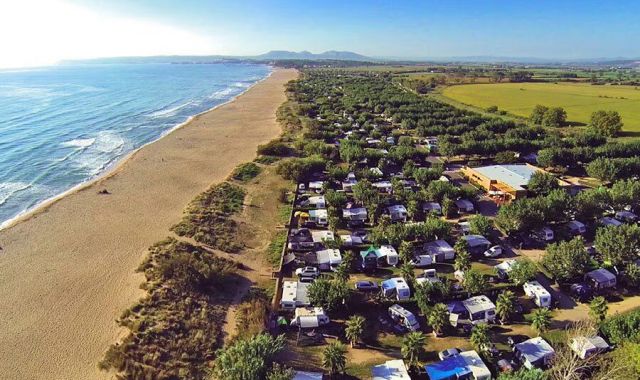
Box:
171, 182, 246, 252
231, 162, 261, 182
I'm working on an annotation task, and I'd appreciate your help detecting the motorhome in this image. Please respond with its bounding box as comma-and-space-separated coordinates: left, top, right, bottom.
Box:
308, 181, 325, 193
411, 254, 433, 267
314, 249, 342, 271
342, 206, 368, 227
570, 336, 610, 359
298, 195, 326, 208
523, 280, 552, 308
422, 201, 442, 215
388, 304, 420, 331
462, 235, 492, 256
515, 337, 555, 369
423, 240, 455, 262
616, 210, 638, 223
533, 227, 554, 242
415, 269, 441, 285
290, 307, 330, 327
455, 199, 475, 214
585, 268, 617, 290
307, 209, 328, 227
599, 216, 623, 227
387, 205, 408, 222
373, 180, 393, 194
280, 281, 311, 310
495, 260, 517, 281
381, 277, 411, 300
566, 220, 587, 236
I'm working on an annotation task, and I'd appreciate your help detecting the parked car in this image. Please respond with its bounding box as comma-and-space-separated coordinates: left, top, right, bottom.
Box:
355, 280, 379, 292
295, 266, 320, 279
438, 348, 461, 360
484, 245, 503, 258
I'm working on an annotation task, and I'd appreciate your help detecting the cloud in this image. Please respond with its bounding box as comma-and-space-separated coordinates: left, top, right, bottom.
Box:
0, 0, 219, 68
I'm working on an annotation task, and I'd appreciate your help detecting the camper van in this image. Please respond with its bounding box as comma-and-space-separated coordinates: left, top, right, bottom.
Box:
415, 269, 441, 285
379, 245, 399, 266
411, 254, 434, 267
290, 307, 330, 327
566, 220, 587, 236
388, 304, 420, 332
533, 227, 554, 242
463, 295, 496, 324
307, 209, 328, 227
381, 278, 411, 301
523, 280, 552, 308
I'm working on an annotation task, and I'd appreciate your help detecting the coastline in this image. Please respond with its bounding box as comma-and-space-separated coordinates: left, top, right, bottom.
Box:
0, 67, 275, 231
0, 67, 298, 380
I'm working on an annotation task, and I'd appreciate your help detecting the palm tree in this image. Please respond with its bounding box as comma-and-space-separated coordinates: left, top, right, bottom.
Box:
345, 315, 366, 348
589, 296, 608, 325
470, 324, 491, 352
322, 341, 347, 378
400, 262, 415, 284
454, 249, 471, 272
428, 303, 449, 337
531, 308, 552, 335
401, 331, 427, 372
495, 290, 516, 324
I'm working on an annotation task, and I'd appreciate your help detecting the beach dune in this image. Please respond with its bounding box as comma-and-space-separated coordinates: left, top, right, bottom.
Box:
0, 68, 297, 379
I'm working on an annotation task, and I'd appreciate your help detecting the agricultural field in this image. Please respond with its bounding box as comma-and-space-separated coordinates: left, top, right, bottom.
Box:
442, 82, 640, 132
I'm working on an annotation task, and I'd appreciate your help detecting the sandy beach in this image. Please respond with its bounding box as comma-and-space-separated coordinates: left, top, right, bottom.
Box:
0, 68, 298, 380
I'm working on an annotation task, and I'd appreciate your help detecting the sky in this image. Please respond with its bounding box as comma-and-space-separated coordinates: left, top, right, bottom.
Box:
1, 0, 640, 68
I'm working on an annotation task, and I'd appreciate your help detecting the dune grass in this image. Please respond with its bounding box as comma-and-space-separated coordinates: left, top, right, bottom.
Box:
171, 182, 246, 252
99, 238, 240, 379
442, 82, 640, 132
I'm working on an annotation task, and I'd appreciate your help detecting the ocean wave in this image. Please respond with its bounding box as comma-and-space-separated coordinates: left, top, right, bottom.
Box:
208, 87, 237, 100
0, 182, 31, 206
60, 138, 96, 149
69, 131, 128, 176
148, 101, 194, 118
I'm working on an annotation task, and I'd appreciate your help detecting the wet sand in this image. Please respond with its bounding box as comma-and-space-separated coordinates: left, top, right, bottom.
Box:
0, 68, 298, 379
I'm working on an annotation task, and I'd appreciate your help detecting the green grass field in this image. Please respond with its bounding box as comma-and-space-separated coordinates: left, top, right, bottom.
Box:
442, 82, 640, 132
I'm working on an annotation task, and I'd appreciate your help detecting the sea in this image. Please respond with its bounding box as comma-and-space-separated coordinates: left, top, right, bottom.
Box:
0, 62, 272, 227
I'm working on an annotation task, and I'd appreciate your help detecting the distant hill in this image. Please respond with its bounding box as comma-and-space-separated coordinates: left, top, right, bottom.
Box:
254, 50, 373, 61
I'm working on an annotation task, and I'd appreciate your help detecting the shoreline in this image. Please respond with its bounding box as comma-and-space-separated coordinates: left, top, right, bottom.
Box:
0, 67, 298, 379
0, 67, 275, 231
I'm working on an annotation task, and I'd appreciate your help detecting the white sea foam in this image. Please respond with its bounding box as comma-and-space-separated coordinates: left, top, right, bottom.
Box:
61, 138, 96, 149
0, 182, 30, 206
209, 87, 237, 100
148, 101, 193, 118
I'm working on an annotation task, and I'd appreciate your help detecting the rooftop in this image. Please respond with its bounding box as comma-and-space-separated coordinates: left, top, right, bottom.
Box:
472, 164, 540, 191
372, 359, 411, 380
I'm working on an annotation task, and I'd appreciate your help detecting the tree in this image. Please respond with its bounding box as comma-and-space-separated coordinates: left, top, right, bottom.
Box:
399, 241, 414, 264
509, 259, 538, 286
464, 269, 488, 296
498, 368, 547, 380
496, 290, 517, 324
401, 331, 427, 372
542, 237, 592, 282
470, 324, 491, 352
586, 157, 621, 182
400, 262, 416, 285
624, 262, 640, 289
531, 308, 552, 335
495, 150, 519, 164
267, 364, 295, 380
322, 341, 347, 377
590, 110, 623, 137
213, 334, 286, 380
528, 171, 559, 196
469, 214, 492, 236
428, 303, 450, 336
441, 196, 455, 219
589, 296, 609, 325
530, 105, 549, 125
352, 179, 381, 223
454, 249, 471, 272
595, 224, 640, 267
308, 279, 350, 312
345, 315, 366, 348
542, 107, 567, 128
610, 179, 640, 210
